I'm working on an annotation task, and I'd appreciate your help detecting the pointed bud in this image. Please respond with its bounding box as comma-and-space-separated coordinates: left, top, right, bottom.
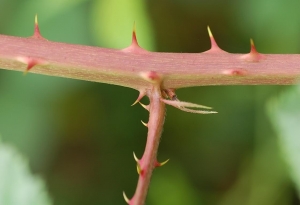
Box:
205, 26, 226, 53
155, 159, 170, 167
139, 102, 150, 111
240, 38, 265, 62
32, 14, 44, 39
122, 22, 147, 54
140, 71, 162, 84
141, 120, 148, 127
123, 191, 130, 204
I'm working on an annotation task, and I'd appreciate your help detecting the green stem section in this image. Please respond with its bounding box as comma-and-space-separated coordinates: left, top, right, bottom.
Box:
131, 85, 165, 205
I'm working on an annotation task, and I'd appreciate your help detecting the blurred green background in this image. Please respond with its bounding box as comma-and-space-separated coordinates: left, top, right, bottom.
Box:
0, 0, 300, 204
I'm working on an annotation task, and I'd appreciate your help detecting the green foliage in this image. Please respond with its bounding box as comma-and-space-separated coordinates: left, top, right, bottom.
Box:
0, 139, 52, 205
268, 84, 300, 196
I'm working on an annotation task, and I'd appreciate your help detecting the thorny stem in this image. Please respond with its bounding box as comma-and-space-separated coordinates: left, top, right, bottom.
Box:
129, 86, 165, 205
1, 18, 300, 205
1, 34, 300, 91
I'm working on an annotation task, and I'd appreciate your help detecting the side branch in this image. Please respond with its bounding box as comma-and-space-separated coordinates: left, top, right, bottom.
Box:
125, 85, 165, 205
1, 34, 300, 91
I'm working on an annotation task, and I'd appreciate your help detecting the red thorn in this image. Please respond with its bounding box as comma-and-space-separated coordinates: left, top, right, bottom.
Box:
140, 71, 162, 84
222, 68, 247, 76
16, 56, 48, 74
122, 22, 148, 54
131, 90, 146, 106
32, 14, 44, 39
240, 39, 265, 62
205, 26, 227, 54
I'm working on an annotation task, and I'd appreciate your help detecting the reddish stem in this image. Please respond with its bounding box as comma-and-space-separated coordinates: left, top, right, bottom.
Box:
129, 85, 165, 205
1, 34, 300, 93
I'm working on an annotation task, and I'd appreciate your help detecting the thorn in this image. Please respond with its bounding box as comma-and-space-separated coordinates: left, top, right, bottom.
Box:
122, 22, 147, 54
32, 14, 44, 39
139, 102, 149, 111
16, 56, 48, 74
240, 38, 265, 62
133, 152, 139, 162
136, 164, 142, 175
141, 120, 148, 127
250, 38, 257, 53
205, 26, 226, 53
131, 90, 146, 106
156, 159, 170, 167
123, 191, 130, 204
132, 22, 138, 47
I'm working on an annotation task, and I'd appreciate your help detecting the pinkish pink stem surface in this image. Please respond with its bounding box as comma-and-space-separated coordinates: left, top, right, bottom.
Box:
127, 85, 165, 205
1, 34, 300, 93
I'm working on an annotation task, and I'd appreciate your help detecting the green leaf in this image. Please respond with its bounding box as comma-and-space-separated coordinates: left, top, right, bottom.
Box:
268, 84, 300, 196
0, 140, 52, 205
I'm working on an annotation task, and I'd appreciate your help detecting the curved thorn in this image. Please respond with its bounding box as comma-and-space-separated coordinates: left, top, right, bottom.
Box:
141, 120, 148, 127
123, 191, 130, 204
133, 152, 139, 162
131, 91, 146, 106
156, 159, 170, 167
139, 102, 149, 111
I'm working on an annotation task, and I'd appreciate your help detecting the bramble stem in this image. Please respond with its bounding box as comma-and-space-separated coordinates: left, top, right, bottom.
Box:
1, 34, 300, 92
131, 85, 165, 205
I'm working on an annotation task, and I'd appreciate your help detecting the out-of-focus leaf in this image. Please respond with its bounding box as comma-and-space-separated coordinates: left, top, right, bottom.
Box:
268, 84, 300, 196
236, 0, 300, 53
0, 140, 52, 205
90, 0, 155, 50
148, 162, 203, 205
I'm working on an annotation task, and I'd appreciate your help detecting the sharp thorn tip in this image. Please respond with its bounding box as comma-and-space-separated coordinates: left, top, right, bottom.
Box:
133, 152, 139, 162
141, 120, 148, 127
123, 191, 130, 204
157, 159, 170, 167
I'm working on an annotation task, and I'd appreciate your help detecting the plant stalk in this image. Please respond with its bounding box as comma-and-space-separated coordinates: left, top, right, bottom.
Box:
130, 85, 165, 205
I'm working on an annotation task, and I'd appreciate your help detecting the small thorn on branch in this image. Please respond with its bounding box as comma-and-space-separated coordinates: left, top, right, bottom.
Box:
123, 191, 131, 204
122, 22, 147, 54
240, 38, 265, 62
133, 152, 143, 175
133, 152, 140, 162
16, 56, 48, 74
139, 102, 149, 111
205, 26, 227, 54
155, 159, 170, 167
131, 90, 146, 106
32, 14, 45, 39
141, 120, 148, 127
